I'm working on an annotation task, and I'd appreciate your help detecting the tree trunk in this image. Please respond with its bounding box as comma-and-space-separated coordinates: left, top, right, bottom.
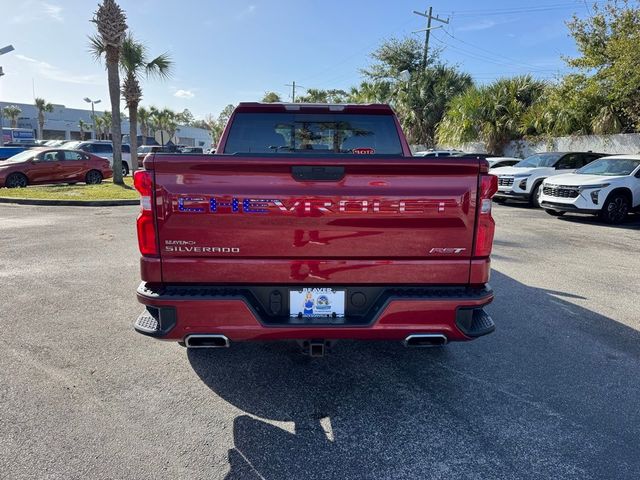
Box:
129, 103, 139, 172
107, 53, 124, 185
38, 113, 44, 139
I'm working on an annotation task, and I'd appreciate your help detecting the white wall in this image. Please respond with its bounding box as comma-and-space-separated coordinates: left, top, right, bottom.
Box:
424, 133, 640, 158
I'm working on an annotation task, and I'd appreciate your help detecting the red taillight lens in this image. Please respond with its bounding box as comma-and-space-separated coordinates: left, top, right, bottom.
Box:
133, 170, 158, 256
473, 174, 498, 257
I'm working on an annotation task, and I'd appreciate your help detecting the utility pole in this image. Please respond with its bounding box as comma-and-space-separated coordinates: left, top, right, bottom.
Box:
413, 7, 449, 69
285, 81, 300, 102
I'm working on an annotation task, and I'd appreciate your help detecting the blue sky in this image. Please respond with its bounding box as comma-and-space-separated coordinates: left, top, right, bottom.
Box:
0, 0, 594, 119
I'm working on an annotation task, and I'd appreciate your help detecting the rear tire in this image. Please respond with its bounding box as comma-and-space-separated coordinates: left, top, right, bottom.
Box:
529, 183, 542, 208
545, 209, 565, 217
5, 172, 28, 188
599, 193, 630, 224
85, 170, 103, 185
122, 163, 130, 177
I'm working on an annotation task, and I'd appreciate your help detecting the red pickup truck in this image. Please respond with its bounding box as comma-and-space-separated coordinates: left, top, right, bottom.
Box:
133, 102, 498, 356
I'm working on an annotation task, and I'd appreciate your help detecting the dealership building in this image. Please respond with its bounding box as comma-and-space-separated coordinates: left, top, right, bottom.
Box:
0, 101, 212, 147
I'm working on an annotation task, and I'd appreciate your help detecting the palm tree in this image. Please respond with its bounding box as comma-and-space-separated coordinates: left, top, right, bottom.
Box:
437, 75, 545, 154
151, 108, 177, 145
102, 111, 112, 139
120, 34, 172, 170
93, 115, 105, 139
3, 105, 21, 128
89, 0, 127, 184
137, 106, 150, 139
78, 119, 89, 140
34, 98, 54, 139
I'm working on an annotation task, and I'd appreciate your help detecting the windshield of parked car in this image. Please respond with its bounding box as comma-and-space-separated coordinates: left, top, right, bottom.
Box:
64, 141, 82, 150
224, 113, 403, 155
1, 150, 38, 164
138, 146, 155, 154
576, 158, 640, 176
515, 153, 563, 168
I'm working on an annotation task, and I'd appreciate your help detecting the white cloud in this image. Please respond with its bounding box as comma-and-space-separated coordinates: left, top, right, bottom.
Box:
174, 89, 195, 99
458, 20, 497, 32
237, 5, 256, 19
42, 2, 63, 21
10, 1, 64, 23
15, 54, 102, 85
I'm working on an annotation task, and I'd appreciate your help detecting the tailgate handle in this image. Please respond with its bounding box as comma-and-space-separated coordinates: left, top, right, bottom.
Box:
292, 166, 345, 182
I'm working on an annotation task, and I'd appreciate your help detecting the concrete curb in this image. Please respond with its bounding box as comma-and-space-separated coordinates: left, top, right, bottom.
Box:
0, 197, 139, 207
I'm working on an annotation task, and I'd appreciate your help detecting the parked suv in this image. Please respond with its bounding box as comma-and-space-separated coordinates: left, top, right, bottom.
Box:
491, 152, 606, 207
540, 155, 640, 224
64, 140, 131, 176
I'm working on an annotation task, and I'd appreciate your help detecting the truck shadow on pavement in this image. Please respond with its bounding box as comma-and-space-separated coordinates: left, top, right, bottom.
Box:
187, 271, 640, 480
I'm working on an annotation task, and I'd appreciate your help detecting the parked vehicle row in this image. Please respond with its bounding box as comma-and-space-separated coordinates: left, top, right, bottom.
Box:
539, 155, 640, 224
490, 152, 640, 224
0, 148, 112, 188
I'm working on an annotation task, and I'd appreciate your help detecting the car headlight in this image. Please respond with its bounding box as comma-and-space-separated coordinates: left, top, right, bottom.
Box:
579, 183, 610, 191
513, 174, 532, 178
590, 190, 600, 204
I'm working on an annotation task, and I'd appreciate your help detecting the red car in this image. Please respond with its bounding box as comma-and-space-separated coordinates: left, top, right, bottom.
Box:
0, 148, 113, 188
133, 103, 498, 356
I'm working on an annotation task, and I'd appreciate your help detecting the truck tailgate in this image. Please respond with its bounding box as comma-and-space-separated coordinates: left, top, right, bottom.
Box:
150, 155, 481, 284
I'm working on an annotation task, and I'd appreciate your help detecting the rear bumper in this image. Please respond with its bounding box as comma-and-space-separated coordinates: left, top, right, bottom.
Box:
135, 282, 495, 343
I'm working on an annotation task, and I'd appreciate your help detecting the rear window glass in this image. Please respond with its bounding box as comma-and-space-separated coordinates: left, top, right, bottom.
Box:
223, 113, 403, 155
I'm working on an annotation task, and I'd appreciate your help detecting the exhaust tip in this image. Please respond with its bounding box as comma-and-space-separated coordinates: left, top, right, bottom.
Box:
185, 334, 230, 349
404, 334, 448, 348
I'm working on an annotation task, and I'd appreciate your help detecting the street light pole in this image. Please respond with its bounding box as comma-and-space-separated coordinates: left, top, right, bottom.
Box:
0, 45, 16, 147
84, 97, 101, 140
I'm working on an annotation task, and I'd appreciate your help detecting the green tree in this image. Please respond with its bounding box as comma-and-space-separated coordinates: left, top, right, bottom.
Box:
78, 119, 89, 140
137, 106, 151, 139
3, 105, 21, 128
151, 107, 178, 145
101, 111, 113, 139
566, 0, 640, 131
113, 33, 173, 170
89, 0, 128, 185
262, 91, 282, 102
34, 98, 54, 139
348, 81, 393, 103
297, 88, 349, 103
208, 104, 235, 146
437, 76, 546, 155
362, 37, 425, 80
395, 66, 472, 146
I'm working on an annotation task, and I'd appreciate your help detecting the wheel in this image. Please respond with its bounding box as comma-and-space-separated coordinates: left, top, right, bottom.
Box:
5, 172, 28, 188
122, 163, 130, 177
85, 170, 103, 185
493, 197, 507, 204
545, 209, 565, 217
599, 193, 630, 224
529, 183, 542, 208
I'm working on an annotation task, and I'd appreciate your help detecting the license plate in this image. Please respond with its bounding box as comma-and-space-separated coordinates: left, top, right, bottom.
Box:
289, 288, 345, 318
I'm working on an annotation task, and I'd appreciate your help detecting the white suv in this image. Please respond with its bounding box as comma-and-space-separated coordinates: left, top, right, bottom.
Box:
540, 155, 640, 224
64, 141, 132, 176
491, 152, 605, 207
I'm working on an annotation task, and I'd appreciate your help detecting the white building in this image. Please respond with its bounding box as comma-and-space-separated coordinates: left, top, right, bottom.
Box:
0, 101, 212, 147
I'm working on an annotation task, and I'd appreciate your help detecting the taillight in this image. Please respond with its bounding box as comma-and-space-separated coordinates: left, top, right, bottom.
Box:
473, 174, 498, 257
133, 170, 158, 256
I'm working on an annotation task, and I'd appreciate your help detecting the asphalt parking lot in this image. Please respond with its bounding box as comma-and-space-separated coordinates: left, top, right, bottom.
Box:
1, 203, 639, 480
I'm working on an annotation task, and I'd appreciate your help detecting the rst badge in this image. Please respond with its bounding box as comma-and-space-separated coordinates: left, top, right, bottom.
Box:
428, 248, 466, 255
